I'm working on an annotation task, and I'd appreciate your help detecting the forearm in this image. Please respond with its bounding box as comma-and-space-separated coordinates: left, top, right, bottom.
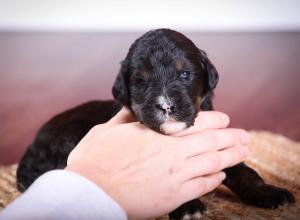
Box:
0, 170, 127, 220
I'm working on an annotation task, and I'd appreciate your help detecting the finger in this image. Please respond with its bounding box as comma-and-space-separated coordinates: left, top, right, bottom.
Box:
178, 128, 250, 158
181, 145, 248, 180
177, 172, 226, 204
172, 111, 230, 137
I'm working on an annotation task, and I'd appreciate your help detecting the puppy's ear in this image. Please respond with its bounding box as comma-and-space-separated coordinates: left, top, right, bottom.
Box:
198, 49, 219, 90
112, 59, 130, 106
198, 49, 219, 111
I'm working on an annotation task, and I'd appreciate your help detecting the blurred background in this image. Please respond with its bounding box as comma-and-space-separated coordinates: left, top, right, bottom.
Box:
0, 0, 300, 164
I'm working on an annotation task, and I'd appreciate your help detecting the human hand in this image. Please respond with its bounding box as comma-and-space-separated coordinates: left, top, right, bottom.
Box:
65, 108, 249, 220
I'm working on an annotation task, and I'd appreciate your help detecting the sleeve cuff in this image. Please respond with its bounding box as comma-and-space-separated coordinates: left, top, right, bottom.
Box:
0, 170, 127, 220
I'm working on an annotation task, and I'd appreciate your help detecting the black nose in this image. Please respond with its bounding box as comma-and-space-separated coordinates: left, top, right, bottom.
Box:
155, 103, 175, 114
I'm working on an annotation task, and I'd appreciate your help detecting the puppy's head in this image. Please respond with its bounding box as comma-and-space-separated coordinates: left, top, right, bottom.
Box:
112, 29, 219, 134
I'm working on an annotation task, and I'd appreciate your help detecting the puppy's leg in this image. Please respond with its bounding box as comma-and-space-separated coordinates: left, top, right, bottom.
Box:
169, 199, 206, 220
223, 163, 295, 208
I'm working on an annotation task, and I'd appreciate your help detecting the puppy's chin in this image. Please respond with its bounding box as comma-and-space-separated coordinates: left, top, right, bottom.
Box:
159, 119, 187, 135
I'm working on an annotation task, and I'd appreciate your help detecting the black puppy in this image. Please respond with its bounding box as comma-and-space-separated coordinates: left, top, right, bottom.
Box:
17, 29, 294, 219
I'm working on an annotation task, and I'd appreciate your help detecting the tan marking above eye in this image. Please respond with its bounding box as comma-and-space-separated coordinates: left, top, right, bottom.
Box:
175, 58, 189, 71
135, 69, 148, 79
175, 59, 184, 70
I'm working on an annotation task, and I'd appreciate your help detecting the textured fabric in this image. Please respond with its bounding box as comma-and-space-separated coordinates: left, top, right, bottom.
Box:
0, 170, 127, 220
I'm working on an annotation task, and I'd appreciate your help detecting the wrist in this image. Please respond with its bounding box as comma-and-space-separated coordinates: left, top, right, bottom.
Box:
65, 164, 128, 217
65, 164, 118, 201
65, 164, 103, 188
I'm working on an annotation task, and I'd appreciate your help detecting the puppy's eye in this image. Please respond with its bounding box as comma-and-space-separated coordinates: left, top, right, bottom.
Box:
133, 77, 145, 85
180, 71, 191, 80
131, 77, 147, 91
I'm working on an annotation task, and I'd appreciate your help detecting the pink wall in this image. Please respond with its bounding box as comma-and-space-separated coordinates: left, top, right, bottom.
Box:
0, 32, 300, 164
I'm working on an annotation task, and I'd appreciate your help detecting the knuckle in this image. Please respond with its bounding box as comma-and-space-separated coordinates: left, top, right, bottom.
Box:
233, 128, 246, 139
199, 178, 209, 195
169, 153, 186, 175
203, 131, 218, 146
226, 147, 245, 167
236, 146, 247, 160
224, 129, 239, 145
202, 175, 221, 195
211, 175, 222, 189
209, 153, 221, 171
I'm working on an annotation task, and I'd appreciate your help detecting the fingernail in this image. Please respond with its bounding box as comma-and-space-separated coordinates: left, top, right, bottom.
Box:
221, 114, 230, 125
241, 131, 250, 144
219, 172, 226, 181
240, 146, 249, 157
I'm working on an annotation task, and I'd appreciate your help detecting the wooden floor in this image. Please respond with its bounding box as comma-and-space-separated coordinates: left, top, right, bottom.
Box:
0, 31, 300, 165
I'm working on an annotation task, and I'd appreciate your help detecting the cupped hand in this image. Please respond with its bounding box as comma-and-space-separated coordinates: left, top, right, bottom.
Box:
65, 108, 249, 220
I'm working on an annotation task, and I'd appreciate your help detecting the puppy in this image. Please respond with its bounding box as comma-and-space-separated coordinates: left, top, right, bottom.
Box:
17, 29, 294, 219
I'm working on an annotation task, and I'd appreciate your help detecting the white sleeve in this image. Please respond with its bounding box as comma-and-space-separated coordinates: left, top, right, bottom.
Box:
0, 170, 127, 220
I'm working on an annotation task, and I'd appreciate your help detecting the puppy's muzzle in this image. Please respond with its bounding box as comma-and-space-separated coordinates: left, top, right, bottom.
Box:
156, 96, 187, 134
155, 103, 175, 115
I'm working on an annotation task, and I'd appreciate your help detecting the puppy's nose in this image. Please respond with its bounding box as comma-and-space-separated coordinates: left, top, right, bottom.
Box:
155, 103, 175, 114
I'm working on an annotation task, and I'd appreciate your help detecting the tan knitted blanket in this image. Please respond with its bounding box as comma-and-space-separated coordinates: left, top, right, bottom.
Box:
0, 131, 299, 219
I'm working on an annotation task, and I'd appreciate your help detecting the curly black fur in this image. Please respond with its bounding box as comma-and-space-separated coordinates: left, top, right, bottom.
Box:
17, 29, 294, 219
17, 100, 122, 191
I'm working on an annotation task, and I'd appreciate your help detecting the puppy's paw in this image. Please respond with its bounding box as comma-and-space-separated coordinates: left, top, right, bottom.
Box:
169, 199, 206, 220
243, 184, 295, 209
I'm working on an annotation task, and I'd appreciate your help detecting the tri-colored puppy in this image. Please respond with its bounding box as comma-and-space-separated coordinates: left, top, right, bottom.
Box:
17, 29, 294, 220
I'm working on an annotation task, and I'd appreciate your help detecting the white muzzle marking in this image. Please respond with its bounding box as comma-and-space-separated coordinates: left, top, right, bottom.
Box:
160, 120, 187, 134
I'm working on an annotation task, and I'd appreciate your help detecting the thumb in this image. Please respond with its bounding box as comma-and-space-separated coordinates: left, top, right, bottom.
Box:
67, 108, 136, 165
107, 107, 136, 126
